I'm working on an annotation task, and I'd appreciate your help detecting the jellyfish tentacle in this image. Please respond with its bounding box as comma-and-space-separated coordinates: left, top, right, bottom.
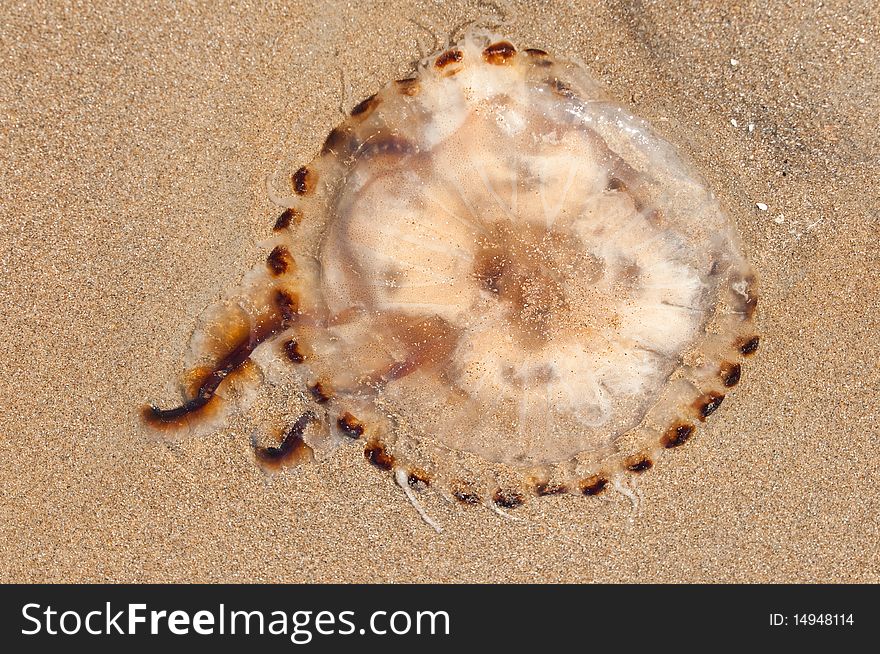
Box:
142, 240, 306, 437
253, 411, 317, 471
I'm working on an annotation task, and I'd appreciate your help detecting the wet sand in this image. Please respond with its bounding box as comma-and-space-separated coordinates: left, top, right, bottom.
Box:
1, 0, 878, 582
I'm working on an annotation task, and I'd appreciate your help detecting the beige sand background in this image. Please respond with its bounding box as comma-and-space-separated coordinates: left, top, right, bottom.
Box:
1, 0, 878, 583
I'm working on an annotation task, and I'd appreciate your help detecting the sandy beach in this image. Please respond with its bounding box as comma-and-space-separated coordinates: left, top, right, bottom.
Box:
1, 0, 878, 583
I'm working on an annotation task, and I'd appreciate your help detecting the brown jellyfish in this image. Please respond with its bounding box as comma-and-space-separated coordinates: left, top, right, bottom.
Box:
143, 31, 758, 529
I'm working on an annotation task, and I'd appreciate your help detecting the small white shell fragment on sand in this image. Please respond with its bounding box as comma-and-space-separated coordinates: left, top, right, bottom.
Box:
144, 31, 759, 517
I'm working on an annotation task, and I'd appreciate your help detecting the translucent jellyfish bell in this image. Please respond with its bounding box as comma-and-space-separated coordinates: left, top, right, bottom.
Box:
143, 31, 758, 520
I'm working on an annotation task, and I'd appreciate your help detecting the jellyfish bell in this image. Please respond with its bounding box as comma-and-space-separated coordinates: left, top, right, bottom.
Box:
143, 31, 758, 524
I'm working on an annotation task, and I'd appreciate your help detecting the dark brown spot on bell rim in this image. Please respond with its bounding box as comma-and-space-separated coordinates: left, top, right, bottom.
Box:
695, 392, 725, 420
321, 126, 355, 156
364, 440, 394, 471
525, 48, 548, 56
580, 475, 608, 496
337, 412, 364, 438
407, 468, 430, 488
283, 339, 305, 363
273, 208, 301, 231
535, 482, 568, 496
266, 245, 293, 276
483, 41, 516, 65
626, 456, 653, 473
720, 362, 742, 387
493, 488, 525, 509
350, 93, 380, 118
395, 77, 420, 96
739, 335, 760, 356
253, 411, 316, 470
292, 166, 314, 195
435, 49, 463, 69
274, 289, 298, 326
662, 422, 695, 448
452, 485, 481, 505
308, 380, 331, 403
